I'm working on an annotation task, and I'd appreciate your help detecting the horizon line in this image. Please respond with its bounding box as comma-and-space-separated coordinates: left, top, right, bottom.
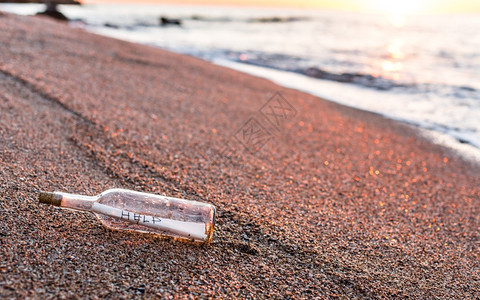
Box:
79, 0, 480, 14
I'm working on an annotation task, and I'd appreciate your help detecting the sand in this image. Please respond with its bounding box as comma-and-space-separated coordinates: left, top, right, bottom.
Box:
0, 13, 479, 298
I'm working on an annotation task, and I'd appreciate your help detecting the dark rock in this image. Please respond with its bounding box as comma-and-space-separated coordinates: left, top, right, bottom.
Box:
104, 23, 119, 29
36, 3, 68, 21
159, 17, 181, 26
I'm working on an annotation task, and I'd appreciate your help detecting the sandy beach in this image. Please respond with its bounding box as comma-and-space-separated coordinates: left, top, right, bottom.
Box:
1, 13, 479, 298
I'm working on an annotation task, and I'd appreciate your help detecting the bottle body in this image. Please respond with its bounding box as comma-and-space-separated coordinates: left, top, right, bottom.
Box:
40, 189, 216, 243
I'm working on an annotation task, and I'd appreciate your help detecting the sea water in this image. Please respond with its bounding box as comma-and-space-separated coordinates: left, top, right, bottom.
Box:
2, 3, 479, 162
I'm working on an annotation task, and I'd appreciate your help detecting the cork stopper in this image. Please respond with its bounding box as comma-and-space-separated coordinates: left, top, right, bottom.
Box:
38, 192, 62, 206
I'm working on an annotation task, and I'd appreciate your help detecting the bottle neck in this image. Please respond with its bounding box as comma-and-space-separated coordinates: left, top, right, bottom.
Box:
56, 192, 97, 212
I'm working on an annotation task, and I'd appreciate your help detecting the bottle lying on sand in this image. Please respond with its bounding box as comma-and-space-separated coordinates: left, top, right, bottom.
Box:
38, 189, 216, 244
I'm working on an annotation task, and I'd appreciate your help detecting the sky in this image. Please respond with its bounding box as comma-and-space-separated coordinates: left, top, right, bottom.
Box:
84, 0, 480, 13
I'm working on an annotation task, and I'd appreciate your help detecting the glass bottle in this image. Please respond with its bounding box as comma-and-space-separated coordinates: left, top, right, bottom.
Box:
38, 189, 216, 244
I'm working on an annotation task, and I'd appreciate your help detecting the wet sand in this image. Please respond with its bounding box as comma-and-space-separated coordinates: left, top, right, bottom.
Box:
0, 13, 479, 298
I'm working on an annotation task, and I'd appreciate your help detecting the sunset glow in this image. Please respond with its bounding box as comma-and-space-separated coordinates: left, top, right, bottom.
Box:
85, 0, 480, 14
364, 0, 431, 14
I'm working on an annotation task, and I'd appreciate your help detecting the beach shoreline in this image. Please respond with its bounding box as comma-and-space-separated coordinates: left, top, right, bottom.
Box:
1, 13, 479, 298
3, 3, 480, 158
212, 59, 480, 168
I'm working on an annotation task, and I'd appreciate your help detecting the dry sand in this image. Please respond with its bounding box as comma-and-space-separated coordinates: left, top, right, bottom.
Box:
0, 13, 479, 298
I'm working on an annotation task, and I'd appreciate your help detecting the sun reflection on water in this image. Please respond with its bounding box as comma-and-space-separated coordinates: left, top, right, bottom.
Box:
387, 39, 405, 59
377, 37, 406, 80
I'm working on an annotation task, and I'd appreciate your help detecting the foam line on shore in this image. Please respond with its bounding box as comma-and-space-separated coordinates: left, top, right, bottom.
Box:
214, 58, 480, 165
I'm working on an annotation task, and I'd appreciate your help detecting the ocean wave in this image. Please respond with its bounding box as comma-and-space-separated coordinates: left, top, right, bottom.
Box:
228, 52, 408, 90
188, 15, 309, 23
226, 51, 480, 95
95, 15, 309, 28
247, 16, 309, 23
295, 67, 406, 90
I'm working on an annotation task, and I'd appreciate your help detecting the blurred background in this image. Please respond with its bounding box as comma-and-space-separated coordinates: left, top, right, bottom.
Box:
1, 0, 479, 159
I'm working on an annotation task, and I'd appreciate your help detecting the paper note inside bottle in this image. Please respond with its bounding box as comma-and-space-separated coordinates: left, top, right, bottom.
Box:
91, 202, 207, 240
